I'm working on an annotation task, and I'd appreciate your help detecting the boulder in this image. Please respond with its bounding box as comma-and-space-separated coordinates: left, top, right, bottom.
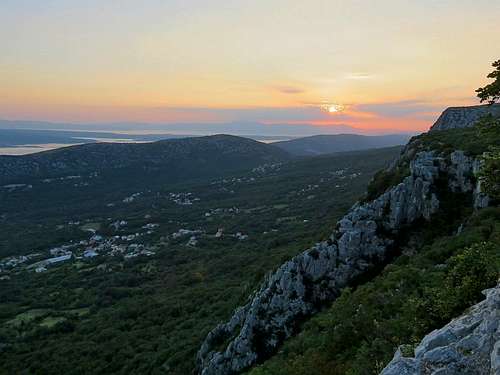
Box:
381, 285, 500, 375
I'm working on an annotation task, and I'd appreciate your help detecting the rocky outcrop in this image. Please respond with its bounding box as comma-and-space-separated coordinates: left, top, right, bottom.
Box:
448, 150, 490, 209
430, 104, 500, 132
380, 284, 500, 375
196, 151, 489, 375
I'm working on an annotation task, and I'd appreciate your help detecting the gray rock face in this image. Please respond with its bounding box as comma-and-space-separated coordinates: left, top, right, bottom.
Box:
381, 285, 500, 375
448, 150, 490, 210
430, 104, 500, 132
196, 151, 488, 375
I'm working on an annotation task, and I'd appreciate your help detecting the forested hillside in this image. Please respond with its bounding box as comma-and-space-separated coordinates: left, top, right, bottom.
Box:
0, 146, 399, 374
274, 134, 411, 156
0, 135, 289, 184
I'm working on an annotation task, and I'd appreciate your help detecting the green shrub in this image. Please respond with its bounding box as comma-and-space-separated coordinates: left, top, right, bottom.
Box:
417, 241, 499, 327
479, 146, 500, 201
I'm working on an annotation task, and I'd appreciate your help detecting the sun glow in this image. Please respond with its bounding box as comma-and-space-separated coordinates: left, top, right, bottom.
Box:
320, 103, 345, 114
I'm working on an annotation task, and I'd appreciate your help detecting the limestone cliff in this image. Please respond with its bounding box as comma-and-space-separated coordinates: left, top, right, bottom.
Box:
430, 103, 500, 132
380, 284, 500, 375
196, 147, 490, 375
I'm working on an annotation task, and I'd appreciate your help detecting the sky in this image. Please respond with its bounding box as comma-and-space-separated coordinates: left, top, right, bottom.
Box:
1, 0, 499, 135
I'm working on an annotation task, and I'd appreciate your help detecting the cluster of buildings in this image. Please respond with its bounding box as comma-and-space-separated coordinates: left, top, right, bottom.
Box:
0, 222, 161, 276
172, 228, 203, 239
168, 192, 200, 205
252, 162, 283, 174
298, 184, 320, 195
291, 169, 363, 196
170, 227, 249, 247
2, 183, 33, 192
211, 176, 257, 186
123, 192, 142, 203
2, 173, 101, 197
0, 249, 73, 274
42, 172, 99, 184
0, 253, 38, 271
29, 253, 73, 273
320, 169, 362, 182
204, 207, 240, 217
233, 232, 249, 240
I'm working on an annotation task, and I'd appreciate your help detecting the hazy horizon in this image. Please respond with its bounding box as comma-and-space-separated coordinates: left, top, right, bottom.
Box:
2, 1, 499, 134
0, 117, 420, 137
0, 123, 414, 155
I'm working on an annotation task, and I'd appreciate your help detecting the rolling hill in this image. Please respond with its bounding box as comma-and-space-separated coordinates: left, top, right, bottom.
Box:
0, 134, 290, 185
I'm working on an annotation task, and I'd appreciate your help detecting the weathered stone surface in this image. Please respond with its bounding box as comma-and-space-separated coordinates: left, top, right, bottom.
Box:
430, 104, 500, 132
472, 157, 491, 209
449, 150, 475, 193
381, 284, 500, 375
196, 150, 489, 375
447, 150, 491, 210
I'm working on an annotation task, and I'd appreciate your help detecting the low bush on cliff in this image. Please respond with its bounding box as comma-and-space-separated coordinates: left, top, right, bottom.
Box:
479, 146, 500, 202
411, 114, 500, 156
248, 208, 500, 375
364, 165, 410, 201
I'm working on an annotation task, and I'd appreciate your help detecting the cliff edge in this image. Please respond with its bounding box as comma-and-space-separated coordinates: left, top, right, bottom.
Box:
430, 103, 500, 132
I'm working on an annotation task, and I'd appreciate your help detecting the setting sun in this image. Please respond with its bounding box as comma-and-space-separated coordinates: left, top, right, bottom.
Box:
319, 103, 345, 114
328, 104, 345, 113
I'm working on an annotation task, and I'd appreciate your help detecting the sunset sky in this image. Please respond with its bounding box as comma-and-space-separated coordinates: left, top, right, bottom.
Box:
1, 0, 499, 134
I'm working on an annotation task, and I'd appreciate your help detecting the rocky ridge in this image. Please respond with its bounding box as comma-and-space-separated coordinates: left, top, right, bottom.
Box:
380, 284, 500, 375
430, 103, 500, 132
196, 148, 489, 375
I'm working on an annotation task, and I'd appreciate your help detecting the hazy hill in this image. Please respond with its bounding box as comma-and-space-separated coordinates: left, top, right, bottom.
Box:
0, 128, 294, 149
274, 133, 412, 156
0, 134, 290, 184
0, 128, 189, 147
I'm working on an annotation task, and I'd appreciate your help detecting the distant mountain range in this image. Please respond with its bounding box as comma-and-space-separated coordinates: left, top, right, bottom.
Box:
274, 133, 412, 156
0, 134, 289, 184
0, 131, 415, 184
0, 128, 187, 148
0, 128, 292, 149
0, 118, 409, 138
